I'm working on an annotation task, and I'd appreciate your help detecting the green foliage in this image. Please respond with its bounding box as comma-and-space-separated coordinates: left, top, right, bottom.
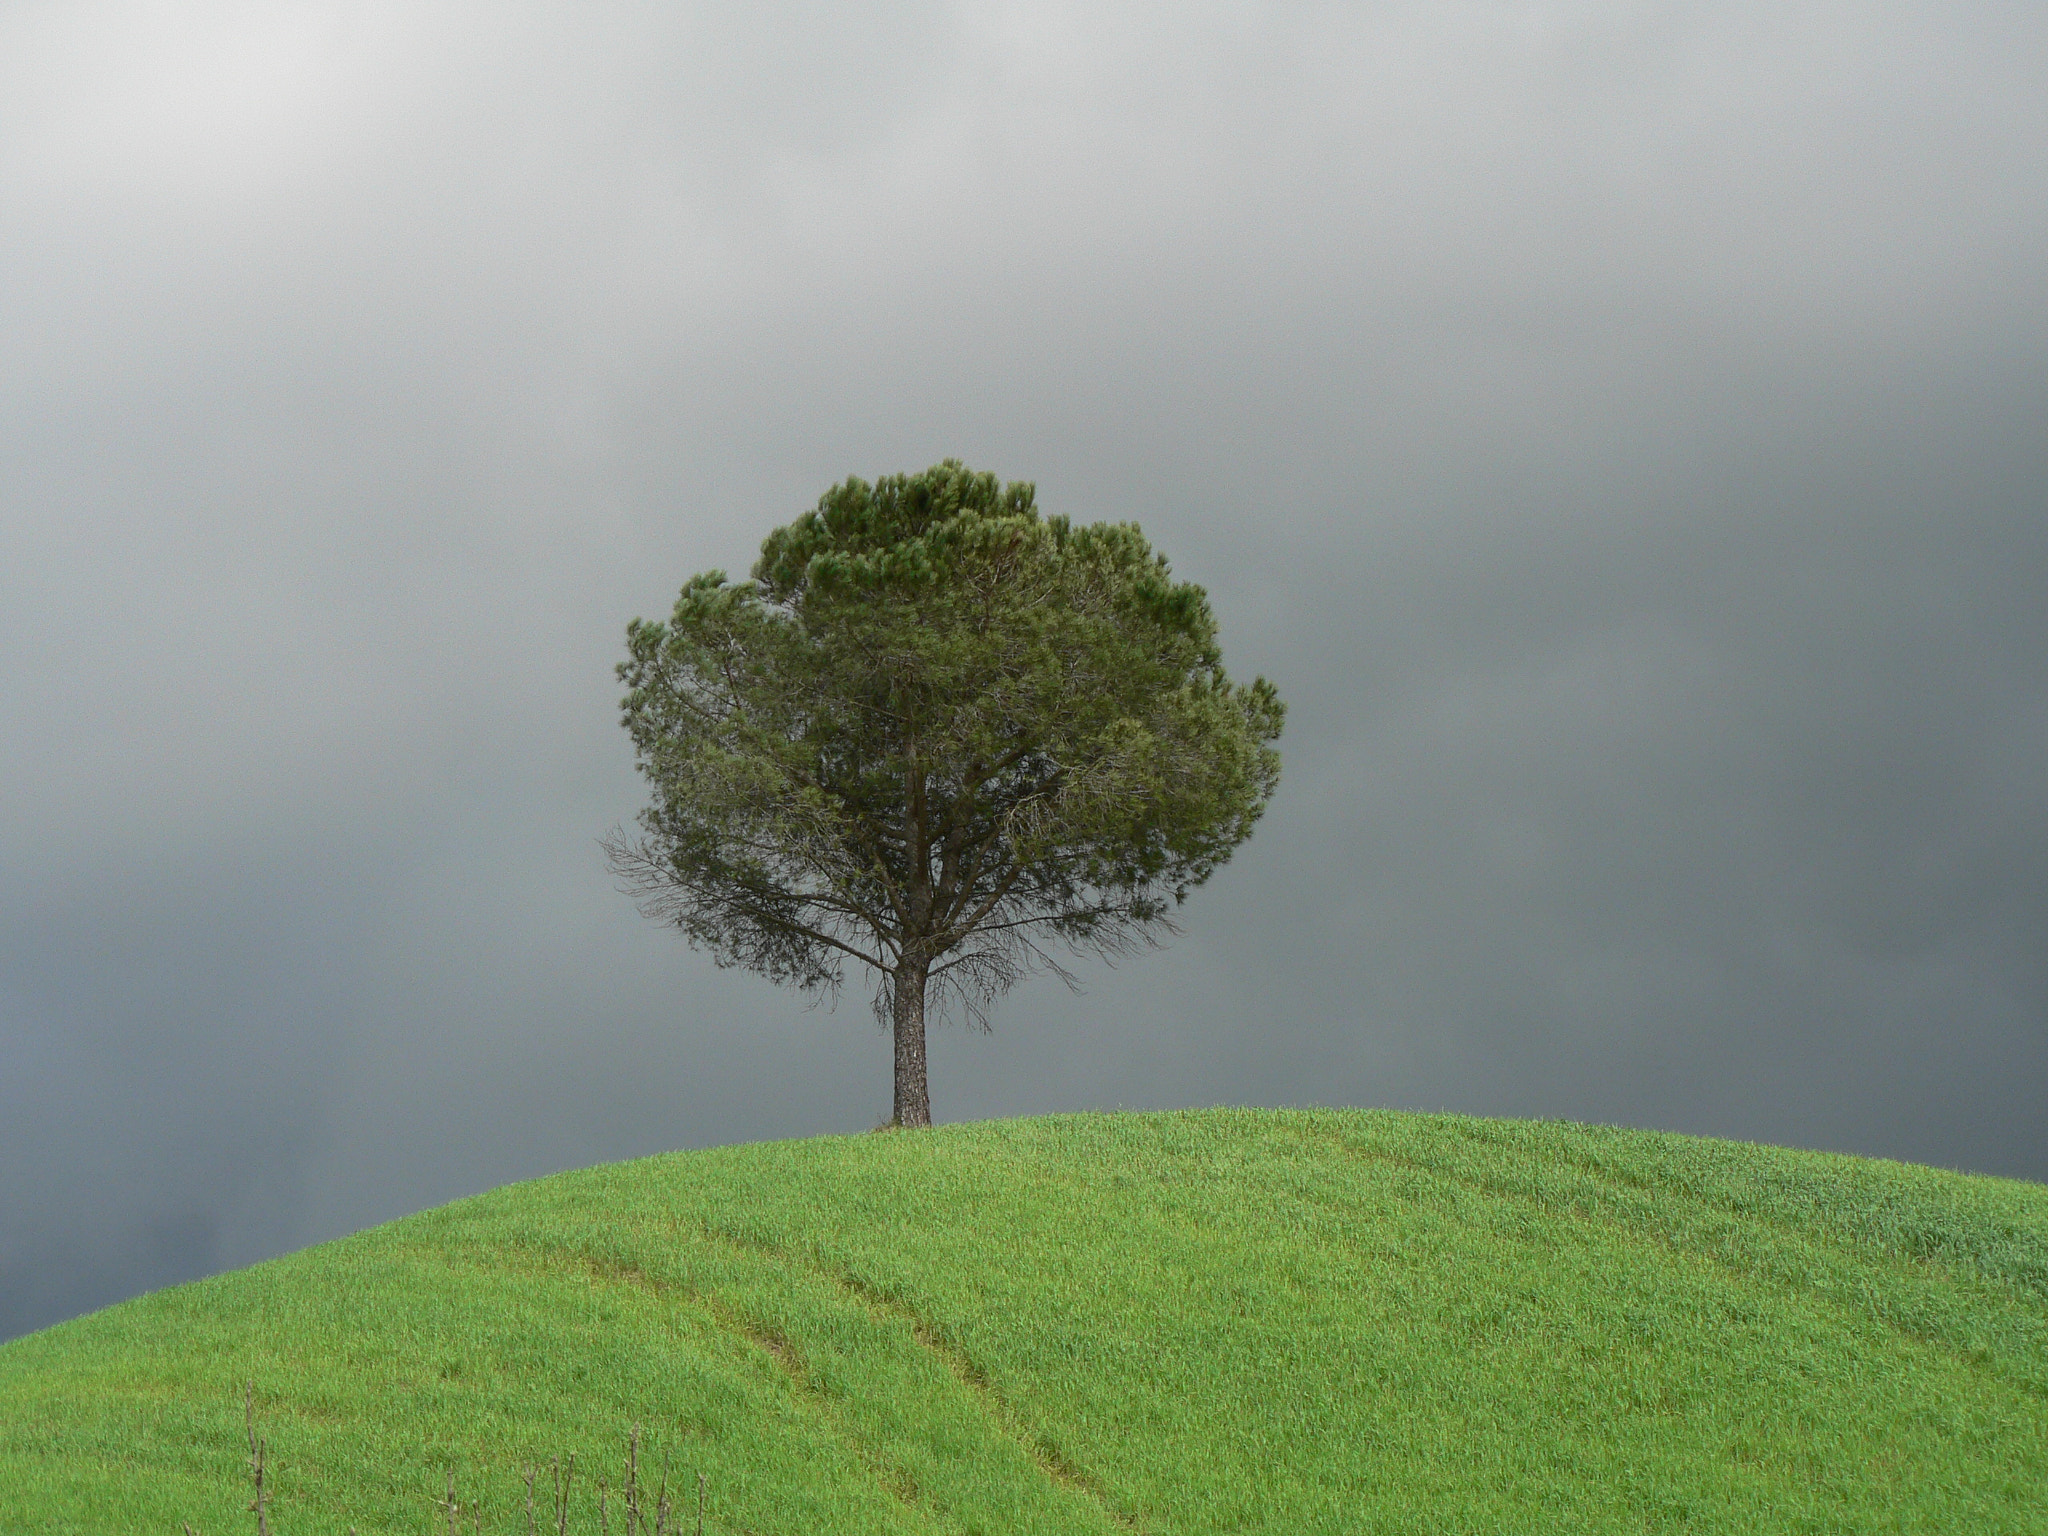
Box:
606, 463, 1284, 1033
5, 1110, 2046, 1534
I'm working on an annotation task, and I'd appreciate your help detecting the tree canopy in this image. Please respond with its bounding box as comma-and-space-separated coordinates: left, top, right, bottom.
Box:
606, 461, 1284, 1125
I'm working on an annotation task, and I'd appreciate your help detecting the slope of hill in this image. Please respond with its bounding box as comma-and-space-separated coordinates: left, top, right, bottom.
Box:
3, 1108, 2045, 1533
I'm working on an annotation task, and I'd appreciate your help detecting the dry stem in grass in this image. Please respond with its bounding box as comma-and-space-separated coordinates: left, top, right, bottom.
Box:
625, 1424, 641, 1534
244, 1382, 269, 1536
197, 1395, 710, 1534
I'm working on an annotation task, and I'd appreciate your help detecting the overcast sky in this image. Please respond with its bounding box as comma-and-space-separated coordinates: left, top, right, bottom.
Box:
3, 0, 2044, 1342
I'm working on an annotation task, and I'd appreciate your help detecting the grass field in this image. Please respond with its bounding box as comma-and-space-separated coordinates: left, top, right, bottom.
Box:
3, 1107, 2045, 1534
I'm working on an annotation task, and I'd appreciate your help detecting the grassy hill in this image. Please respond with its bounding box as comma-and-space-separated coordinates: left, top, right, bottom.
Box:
3, 1108, 2046, 1534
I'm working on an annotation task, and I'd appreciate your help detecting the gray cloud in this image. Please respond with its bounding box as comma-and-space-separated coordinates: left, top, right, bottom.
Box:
4, 0, 2044, 1340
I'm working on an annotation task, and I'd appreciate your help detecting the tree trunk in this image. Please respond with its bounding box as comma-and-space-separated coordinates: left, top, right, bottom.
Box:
891, 957, 932, 1127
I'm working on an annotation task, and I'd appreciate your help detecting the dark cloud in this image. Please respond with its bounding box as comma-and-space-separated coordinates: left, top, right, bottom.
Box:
4, 0, 2044, 1341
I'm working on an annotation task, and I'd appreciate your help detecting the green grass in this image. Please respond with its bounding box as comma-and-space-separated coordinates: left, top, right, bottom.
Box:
4, 1108, 2046, 1534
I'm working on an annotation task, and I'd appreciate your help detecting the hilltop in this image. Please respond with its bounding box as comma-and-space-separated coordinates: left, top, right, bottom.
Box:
3, 1108, 2045, 1533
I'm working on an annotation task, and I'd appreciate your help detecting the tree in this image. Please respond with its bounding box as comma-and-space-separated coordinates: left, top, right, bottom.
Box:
605, 461, 1284, 1127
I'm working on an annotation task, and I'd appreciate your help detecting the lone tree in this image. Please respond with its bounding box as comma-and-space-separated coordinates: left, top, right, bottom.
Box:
606, 462, 1284, 1126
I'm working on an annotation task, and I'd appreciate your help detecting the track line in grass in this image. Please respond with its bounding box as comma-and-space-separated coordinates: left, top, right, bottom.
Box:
694, 1291, 955, 1535
1285, 1119, 2044, 1400
1292, 1125, 1900, 1321
1522, 1133, 2048, 1336
526, 1239, 962, 1535
1377, 1112, 2048, 1308
1359, 1115, 2048, 1389
1285, 1122, 1839, 1284
1416, 1118, 2018, 1292
1509, 1156, 2048, 1392
389, 1231, 947, 1532
698, 1222, 1144, 1536
535, 1213, 1122, 1535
